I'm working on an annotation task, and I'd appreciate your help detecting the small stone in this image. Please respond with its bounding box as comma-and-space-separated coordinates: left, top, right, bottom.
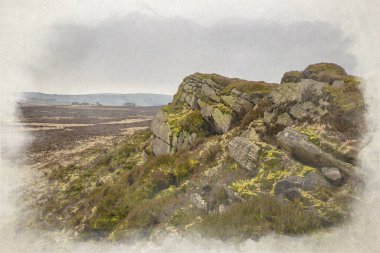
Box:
284, 187, 301, 201
218, 204, 226, 213
322, 167, 343, 182
264, 111, 275, 124
302, 172, 331, 191
274, 176, 303, 196
141, 150, 148, 162
276, 112, 293, 127
96, 179, 103, 187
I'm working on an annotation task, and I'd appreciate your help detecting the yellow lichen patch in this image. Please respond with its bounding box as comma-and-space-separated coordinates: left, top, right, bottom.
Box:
167, 108, 193, 136
295, 125, 322, 146
156, 185, 178, 198
300, 165, 319, 176
229, 179, 257, 198
166, 107, 208, 138
214, 103, 233, 115
300, 189, 345, 223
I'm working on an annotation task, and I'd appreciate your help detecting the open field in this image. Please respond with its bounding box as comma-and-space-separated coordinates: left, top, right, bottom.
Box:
15, 104, 160, 170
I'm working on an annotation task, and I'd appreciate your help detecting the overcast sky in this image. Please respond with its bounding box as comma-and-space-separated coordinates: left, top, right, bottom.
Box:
0, 1, 362, 94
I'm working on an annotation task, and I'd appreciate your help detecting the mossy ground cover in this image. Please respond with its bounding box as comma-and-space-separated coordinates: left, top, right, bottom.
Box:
222, 80, 277, 95
303, 63, 347, 83
163, 102, 209, 138
294, 124, 360, 163
281, 70, 303, 84
40, 128, 226, 239
226, 140, 347, 227
325, 79, 364, 112
194, 72, 277, 96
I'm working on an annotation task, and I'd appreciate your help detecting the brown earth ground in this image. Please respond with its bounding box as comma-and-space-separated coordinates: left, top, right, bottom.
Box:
17, 104, 160, 171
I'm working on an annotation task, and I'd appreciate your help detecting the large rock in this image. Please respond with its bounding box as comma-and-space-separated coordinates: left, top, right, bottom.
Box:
228, 137, 260, 171
150, 111, 171, 144
151, 136, 171, 156
277, 127, 355, 177
201, 84, 220, 102
151, 111, 172, 156
266, 79, 328, 127
211, 108, 233, 133
198, 99, 215, 118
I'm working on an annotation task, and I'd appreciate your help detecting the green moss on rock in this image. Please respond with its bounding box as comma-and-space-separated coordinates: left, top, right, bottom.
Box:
281, 71, 303, 84
222, 81, 277, 95
303, 63, 347, 83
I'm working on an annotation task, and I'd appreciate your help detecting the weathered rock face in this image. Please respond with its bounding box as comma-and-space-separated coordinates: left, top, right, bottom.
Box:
263, 79, 330, 134
175, 74, 276, 134
150, 73, 277, 155
211, 108, 233, 133
144, 63, 364, 237
151, 137, 171, 156
277, 127, 355, 177
151, 111, 171, 156
228, 137, 260, 171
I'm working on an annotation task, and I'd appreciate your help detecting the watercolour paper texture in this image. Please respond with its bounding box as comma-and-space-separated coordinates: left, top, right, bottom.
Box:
0, 1, 379, 252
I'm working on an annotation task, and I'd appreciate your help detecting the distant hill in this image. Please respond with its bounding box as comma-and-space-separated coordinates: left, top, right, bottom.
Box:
19, 92, 173, 107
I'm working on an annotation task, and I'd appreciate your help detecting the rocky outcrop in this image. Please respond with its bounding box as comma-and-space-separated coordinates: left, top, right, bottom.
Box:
174, 74, 276, 134
150, 73, 277, 155
143, 63, 364, 238
228, 137, 260, 171
35, 62, 366, 241
263, 79, 329, 133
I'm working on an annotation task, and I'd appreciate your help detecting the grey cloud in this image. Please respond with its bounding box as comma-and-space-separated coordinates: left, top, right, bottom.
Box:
30, 13, 356, 94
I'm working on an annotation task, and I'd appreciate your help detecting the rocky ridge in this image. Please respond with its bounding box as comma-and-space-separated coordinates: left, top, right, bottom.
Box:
147, 62, 365, 233
33, 63, 366, 241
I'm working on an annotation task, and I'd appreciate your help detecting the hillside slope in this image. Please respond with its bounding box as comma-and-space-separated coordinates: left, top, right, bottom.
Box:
30, 63, 366, 241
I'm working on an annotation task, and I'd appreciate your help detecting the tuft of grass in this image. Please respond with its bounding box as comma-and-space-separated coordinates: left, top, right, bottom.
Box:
281, 71, 303, 84
179, 110, 208, 137
201, 142, 222, 164
303, 63, 347, 84
195, 195, 322, 240
294, 125, 322, 146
